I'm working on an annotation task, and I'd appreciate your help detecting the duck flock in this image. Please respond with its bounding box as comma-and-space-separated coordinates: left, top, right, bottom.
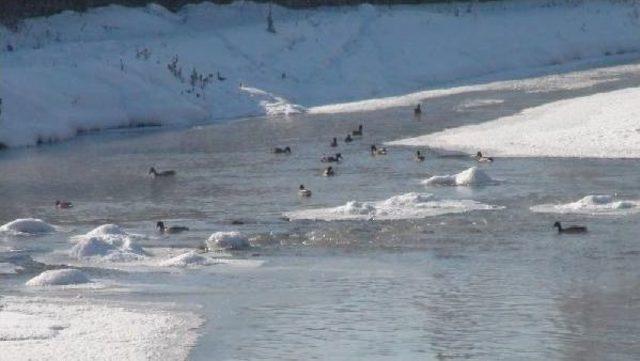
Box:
50, 104, 587, 235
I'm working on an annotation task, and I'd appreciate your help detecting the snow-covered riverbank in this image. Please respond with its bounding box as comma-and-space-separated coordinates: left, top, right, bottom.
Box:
2, 0, 640, 147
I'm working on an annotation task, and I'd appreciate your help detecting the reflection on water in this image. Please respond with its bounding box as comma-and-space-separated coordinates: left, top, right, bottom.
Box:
2, 63, 640, 360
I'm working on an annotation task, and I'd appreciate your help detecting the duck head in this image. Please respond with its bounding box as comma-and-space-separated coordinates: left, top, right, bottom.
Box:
156, 221, 165, 231
149, 167, 157, 175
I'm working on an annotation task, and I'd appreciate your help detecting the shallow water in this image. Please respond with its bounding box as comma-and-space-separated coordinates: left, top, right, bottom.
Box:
2, 61, 640, 360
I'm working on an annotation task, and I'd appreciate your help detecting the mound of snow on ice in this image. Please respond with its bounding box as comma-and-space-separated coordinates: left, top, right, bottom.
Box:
285, 192, 501, 221
531, 194, 640, 215
206, 232, 251, 250
159, 251, 215, 267
423, 167, 498, 186
2, 1, 640, 147
25, 269, 91, 286
0, 218, 56, 236
69, 224, 146, 262
391, 87, 640, 158
0, 296, 202, 360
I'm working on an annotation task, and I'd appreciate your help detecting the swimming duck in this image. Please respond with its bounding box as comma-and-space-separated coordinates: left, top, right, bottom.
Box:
370, 145, 387, 156
330, 137, 338, 147
472, 151, 493, 163
344, 134, 353, 143
149, 167, 176, 177
415, 150, 426, 162
217, 71, 226, 81
414, 104, 422, 115
352, 124, 363, 136
156, 221, 189, 234
55, 200, 73, 209
321, 153, 342, 163
553, 221, 587, 234
273, 146, 291, 154
298, 184, 312, 197
323, 166, 335, 177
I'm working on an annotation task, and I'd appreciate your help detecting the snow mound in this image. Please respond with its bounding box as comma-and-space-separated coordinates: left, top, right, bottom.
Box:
25, 269, 91, 286
285, 192, 501, 221
0, 218, 56, 236
69, 224, 146, 262
531, 195, 640, 215
159, 251, 215, 267
206, 232, 251, 250
422, 167, 498, 186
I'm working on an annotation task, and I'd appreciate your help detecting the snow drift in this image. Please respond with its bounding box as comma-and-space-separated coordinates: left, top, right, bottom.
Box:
25, 269, 91, 286
285, 192, 502, 221
0, 218, 56, 236
2, 1, 640, 147
531, 194, 640, 215
422, 167, 498, 187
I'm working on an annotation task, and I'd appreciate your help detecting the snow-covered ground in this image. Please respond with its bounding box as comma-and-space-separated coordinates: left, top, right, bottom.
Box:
2, 0, 640, 147
389, 86, 640, 158
0, 296, 201, 361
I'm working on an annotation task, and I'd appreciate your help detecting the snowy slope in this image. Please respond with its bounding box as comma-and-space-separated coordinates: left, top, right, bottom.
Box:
389, 87, 640, 158
2, 1, 640, 147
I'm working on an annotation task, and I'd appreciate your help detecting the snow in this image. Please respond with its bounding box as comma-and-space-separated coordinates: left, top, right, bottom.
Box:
0, 296, 202, 361
206, 231, 251, 250
284, 192, 502, 221
0, 218, 56, 235
159, 250, 216, 267
25, 269, 91, 286
2, 1, 640, 147
390, 87, 640, 158
69, 224, 146, 262
422, 167, 498, 187
531, 194, 640, 215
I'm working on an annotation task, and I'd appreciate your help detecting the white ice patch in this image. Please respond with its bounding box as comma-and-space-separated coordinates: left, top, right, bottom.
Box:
390, 87, 640, 158
240, 86, 306, 116
0, 296, 202, 361
25, 269, 91, 286
0, 218, 56, 236
68, 224, 146, 262
206, 232, 251, 250
531, 194, 640, 215
422, 167, 498, 187
285, 192, 502, 221
455, 98, 505, 111
159, 251, 217, 267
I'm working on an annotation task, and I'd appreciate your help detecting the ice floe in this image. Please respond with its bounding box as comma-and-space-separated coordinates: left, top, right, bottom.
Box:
531, 194, 640, 215
0, 218, 56, 236
206, 232, 251, 251
159, 251, 216, 267
422, 167, 498, 186
25, 269, 91, 286
69, 224, 146, 262
285, 192, 502, 221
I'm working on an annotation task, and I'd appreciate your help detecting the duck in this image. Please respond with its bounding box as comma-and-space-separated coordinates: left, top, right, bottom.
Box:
415, 150, 426, 162
330, 137, 338, 147
156, 221, 189, 234
298, 184, 312, 197
321, 153, 342, 163
55, 200, 73, 209
344, 134, 353, 143
472, 151, 493, 163
149, 167, 176, 177
553, 221, 587, 234
352, 124, 363, 136
370, 145, 387, 156
273, 146, 291, 154
217, 71, 226, 81
414, 104, 422, 116
323, 166, 335, 177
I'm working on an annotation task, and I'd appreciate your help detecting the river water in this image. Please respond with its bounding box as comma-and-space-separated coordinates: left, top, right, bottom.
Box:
1, 60, 640, 360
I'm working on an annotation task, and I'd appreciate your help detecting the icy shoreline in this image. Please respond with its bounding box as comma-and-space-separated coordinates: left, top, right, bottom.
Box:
2, 0, 640, 147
